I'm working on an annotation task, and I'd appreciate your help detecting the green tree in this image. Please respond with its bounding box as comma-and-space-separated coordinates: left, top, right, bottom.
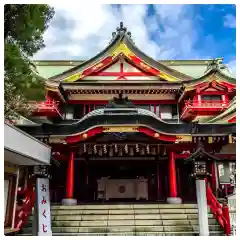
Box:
4, 4, 54, 119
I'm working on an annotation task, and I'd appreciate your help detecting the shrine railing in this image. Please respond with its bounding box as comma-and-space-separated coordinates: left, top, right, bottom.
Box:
206, 184, 231, 235
29, 100, 62, 116
186, 100, 228, 107
182, 100, 228, 113
14, 177, 36, 230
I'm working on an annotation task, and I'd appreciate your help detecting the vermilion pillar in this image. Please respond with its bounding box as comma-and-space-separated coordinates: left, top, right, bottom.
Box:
167, 151, 182, 204
61, 152, 77, 205
169, 152, 177, 197
66, 152, 74, 198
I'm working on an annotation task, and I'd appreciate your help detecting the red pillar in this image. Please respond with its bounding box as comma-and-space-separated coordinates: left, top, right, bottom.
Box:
168, 151, 177, 198
222, 202, 231, 235
66, 152, 75, 199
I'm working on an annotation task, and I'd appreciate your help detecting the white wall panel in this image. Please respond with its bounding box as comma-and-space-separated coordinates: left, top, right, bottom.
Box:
103, 61, 120, 72
4, 123, 51, 165
123, 62, 140, 72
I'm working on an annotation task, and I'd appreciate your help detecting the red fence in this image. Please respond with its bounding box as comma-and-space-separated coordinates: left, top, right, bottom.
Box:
206, 183, 231, 235
14, 178, 36, 230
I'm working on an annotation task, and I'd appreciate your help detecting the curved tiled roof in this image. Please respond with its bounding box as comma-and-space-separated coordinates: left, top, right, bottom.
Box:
33, 22, 235, 88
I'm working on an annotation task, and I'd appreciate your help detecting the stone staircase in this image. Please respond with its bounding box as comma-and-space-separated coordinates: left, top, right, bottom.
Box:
21, 203, 224, 236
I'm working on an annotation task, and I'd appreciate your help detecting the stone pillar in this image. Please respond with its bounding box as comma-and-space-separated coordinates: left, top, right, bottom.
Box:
167, 151, 182, 204
196, 179, 209, 236
32, 165, 52, 236
61, 152, 77, 205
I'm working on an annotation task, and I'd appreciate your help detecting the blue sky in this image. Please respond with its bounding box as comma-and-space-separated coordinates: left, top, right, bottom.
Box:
34, 4, 236, 74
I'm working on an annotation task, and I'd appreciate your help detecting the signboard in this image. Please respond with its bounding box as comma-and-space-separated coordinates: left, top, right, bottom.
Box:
36, 178, 52, 236
217, 162, 235, 184
103, 126, 137, 133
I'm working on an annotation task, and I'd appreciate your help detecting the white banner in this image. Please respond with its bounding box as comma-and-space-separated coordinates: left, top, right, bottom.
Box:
36, 178, 52, 236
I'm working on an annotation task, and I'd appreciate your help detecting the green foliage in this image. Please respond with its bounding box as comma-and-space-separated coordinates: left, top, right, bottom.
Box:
4, 4, 54, 119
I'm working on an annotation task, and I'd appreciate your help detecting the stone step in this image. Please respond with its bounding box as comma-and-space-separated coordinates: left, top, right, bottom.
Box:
29, 213, 215, 221
18, 231, 224, 236
50, 208, 199, 215
51, 204, 198, 210
22, 203, 224, 236
25, 217, 219, 228
22, 224, 222, 234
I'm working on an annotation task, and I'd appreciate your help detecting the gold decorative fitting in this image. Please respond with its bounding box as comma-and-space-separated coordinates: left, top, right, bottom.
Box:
176, 135, 192, 142
159, 71, 178, 82
211, 80, 217, 87
49, 138, 64, 144
139, 62, 150, 69
208, 136, 213, 144
103, 126, 137, 132
228, 134, 233, 144
111, 43, 133, 58
64, 72, 81, 83
154, 133, 160, 138
92, 62, 104, 70
82, 133, 88, 139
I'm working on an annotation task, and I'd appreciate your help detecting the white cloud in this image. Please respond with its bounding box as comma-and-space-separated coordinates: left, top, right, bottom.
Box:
33, 4, 234, 62
227, 59, 236, 76
34, 4, 198, 60
152, 5, 199, 59
223, 14, 236, 28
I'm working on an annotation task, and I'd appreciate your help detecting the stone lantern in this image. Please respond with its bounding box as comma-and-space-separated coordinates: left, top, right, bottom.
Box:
185, 145, 219, 236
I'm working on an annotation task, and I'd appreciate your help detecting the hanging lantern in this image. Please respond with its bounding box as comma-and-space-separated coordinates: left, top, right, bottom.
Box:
109, 147, 113, 157
98, 147, 103, 156
114, 144, 118, 154
163, 147, 167, 156
119, 146, 123, 156
87, 145, 92, 155
151, 146, 156, 155
136, 144, 139, 153
140, 146, 145, 155
83, 144, 87, 153
103, 145, 107, 154
129, 147, 134, 156
146, 145, 150, 155
93, 145, 97, 154
124, 144, 128, 154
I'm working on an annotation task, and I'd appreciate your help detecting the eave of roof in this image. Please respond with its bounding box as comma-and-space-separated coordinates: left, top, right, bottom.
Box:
34, 58, 223, 66
184, 147, 220, 163
35, 22, 235, 86
45, 26, 194, 83
182, 68, 236, 87
205, 97, 236, 123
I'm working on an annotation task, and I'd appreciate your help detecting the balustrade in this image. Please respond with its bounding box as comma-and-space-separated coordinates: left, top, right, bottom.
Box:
29, 100, 62, 117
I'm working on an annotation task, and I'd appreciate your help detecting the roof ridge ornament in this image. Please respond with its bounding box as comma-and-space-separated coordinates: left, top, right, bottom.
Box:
117, 21, 127, 33
109, 22, 135, 44
205, 58, 221, 72
105, 93, 135, 108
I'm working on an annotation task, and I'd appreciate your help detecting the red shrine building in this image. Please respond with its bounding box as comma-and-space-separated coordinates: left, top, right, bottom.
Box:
10, 22, 235, 236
